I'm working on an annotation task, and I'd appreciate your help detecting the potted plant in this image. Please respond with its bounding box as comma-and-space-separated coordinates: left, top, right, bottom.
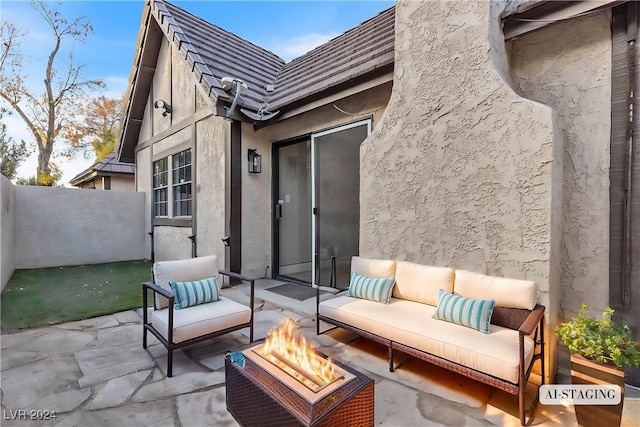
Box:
555, 304, 640, 427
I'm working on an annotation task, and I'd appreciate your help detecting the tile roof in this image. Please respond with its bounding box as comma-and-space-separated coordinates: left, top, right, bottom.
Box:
69, 152, 135, 186
158, 1, 285, 111
118, 0, 395, 161
268, 6, 395, 111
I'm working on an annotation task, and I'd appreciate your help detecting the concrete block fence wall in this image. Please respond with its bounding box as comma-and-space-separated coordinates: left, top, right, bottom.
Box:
0, 175, 146, 290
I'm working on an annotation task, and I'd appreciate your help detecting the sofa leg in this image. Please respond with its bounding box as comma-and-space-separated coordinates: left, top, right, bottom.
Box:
167, 349, 173, 378
519, 388, 525, 426
389, 346, 394, 372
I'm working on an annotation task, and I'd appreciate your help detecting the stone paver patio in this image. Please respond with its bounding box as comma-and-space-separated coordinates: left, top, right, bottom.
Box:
1, 280, 639, 426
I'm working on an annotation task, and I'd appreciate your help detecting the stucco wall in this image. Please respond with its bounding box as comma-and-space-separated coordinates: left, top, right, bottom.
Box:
240, 82, 393, 278
194, 115, 227, 266
153, 37, 172, 135
137, 146, 152, 258
139, 36, 215, 262
509, 11, 612, 318
1, 175, 16, 290
360, 0, 560, 379
153, 225, 192, 261
15, 186, 146, 268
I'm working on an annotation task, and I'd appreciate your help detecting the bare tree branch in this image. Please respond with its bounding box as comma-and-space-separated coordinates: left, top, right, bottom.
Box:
0, 0, 105, 185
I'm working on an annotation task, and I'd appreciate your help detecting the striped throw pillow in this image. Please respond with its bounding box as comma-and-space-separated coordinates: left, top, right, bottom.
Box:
169, 276, 220, 309
347, 272, 396, 304
433, 289, 496, 334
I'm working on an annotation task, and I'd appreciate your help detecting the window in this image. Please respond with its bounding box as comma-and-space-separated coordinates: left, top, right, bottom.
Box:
172, 149, 192, 216
153, 148, 191, 218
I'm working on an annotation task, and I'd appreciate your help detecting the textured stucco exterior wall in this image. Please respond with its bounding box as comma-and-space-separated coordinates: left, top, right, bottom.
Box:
1, 175, 16, 290
171, 45, 196, 123
241, 82, 393, 278
264, 82, 392, 143
138, 36, 219, 262
509, 11, 612, 318
15, 186, 146, 268
242, 122, 272, 278
360, 0, 559, 379
153, 226, 192, 261
137, 146, 152, 258
153, 37, 172, 135
194, 115, 227, 266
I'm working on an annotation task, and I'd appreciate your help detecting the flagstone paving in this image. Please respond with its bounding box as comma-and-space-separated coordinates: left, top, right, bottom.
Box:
1, 284, 639, 426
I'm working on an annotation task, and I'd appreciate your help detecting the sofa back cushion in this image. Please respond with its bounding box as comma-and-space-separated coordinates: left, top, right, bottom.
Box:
394, 261, 455, 306
153, 255, 219, 309
453, 269, 537, 310
351, 256, 396, 279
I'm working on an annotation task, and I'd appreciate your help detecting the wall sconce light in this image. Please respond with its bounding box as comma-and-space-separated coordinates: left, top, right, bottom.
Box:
248, 149, 261, 174
154, 99, 172, 117
221, 236, 231, 247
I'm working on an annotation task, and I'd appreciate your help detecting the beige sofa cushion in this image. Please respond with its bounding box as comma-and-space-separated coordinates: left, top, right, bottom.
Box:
394, 261, 454, 306
351, 256, 396, 278
151, 297, 250, 344
319, 296, 534, 383
153, 255, 219, 309
454, 270, 537, 310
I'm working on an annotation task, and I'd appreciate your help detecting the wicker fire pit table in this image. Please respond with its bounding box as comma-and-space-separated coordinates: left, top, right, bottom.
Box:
225, 342, 374, 426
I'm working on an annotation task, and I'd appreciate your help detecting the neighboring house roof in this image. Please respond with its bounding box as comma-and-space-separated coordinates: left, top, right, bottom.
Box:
69, 152, 136, 187
117, 0, 395, 162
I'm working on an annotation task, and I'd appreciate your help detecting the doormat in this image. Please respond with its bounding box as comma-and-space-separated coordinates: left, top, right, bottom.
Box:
266, 283, 326, 301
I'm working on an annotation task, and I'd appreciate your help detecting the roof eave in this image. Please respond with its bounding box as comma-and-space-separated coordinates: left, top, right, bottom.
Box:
502, 0, 624, 40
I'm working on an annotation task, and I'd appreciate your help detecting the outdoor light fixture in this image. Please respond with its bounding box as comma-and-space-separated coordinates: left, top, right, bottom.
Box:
154, 99, 172, 117
221, 236, 231, 247
248, 149, 261, 174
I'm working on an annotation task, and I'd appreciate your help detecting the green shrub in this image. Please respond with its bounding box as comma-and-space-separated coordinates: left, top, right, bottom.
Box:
555, 304, 640, 367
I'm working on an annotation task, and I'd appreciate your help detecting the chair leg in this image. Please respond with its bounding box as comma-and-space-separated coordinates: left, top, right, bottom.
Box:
167, 348, 173, 378
389, 346, 394, 372
142, 326, 147, 349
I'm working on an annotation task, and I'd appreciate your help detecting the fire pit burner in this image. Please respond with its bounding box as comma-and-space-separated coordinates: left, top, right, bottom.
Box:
226, 342, 373, 426
243, 342, 355, 404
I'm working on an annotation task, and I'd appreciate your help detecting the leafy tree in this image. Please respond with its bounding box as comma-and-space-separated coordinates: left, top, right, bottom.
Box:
15, 175, 37, 186
65, 95, 124, 161
0, 1, 104, 185
0, 109, 30, 179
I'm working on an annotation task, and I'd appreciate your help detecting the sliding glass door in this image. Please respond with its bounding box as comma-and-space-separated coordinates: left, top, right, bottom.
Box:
274, 119, 371, 289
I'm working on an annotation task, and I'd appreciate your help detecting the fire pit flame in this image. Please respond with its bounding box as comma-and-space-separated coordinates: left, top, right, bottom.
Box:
260, 318, 336, 387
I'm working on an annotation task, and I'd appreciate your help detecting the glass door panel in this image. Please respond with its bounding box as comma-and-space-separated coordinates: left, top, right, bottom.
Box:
276, 140, 312, 282
313, 121, 369, 290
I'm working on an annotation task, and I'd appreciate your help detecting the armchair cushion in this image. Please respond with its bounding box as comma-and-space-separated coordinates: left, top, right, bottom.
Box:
433, 289, 496, 334
150, 297, 251, 344
170, 276, 220, 309
153, 255, 219, 309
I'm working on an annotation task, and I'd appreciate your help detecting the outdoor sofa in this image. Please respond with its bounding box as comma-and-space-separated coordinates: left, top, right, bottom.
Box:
316, 256, 545, 425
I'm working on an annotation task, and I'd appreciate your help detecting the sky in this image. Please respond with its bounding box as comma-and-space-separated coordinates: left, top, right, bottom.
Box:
0, 0, 394, 186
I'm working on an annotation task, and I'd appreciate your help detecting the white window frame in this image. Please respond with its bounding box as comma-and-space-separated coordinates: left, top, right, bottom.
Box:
153, 148, 192, 218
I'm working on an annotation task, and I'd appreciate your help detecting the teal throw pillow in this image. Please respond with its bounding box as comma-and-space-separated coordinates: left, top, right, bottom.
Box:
433, 289, 496, 334
347, 272, 396, 304
169, 276, 220, 309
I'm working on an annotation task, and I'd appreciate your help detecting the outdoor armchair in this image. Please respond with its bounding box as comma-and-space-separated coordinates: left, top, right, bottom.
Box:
142, 255, 255, 377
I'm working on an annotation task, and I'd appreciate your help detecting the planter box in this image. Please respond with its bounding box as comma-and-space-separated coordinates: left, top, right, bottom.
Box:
570, 354, 625, 427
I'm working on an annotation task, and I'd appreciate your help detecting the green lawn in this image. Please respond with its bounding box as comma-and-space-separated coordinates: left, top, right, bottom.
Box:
1, 260, 151, 331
